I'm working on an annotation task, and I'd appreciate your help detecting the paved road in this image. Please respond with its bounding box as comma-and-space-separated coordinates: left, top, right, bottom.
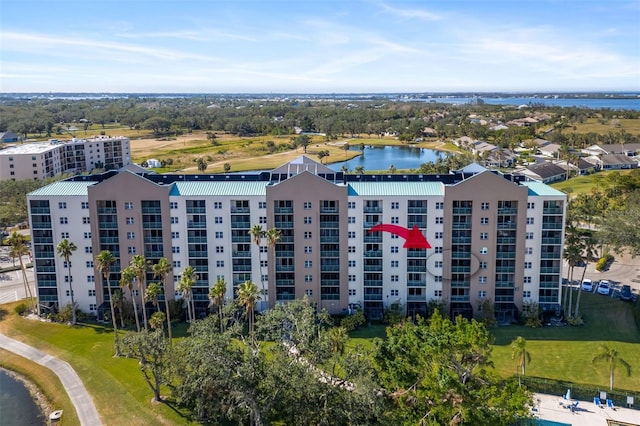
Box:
0, 334, 102, 426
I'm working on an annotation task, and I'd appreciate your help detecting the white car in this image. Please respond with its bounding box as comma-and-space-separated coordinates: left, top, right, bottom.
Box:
597, 280, 611, 295
581, 279, 593, 292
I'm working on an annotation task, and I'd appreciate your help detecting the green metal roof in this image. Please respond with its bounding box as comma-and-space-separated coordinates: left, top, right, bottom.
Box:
28, 181, 95, 197
348, 181, 444, 196
522, 181, 566, 197
170, 181, 268, 196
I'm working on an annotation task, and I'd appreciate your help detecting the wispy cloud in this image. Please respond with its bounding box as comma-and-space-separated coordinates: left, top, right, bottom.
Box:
378, 2, 443, 21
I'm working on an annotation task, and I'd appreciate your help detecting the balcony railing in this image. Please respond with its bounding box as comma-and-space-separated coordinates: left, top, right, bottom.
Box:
364, 280, 383, 287
497, 223, 517, 229
321, 280, 340, 286
542, 223, 563, 230
364, 294, 383, 300
188, 251, 208, 258
321, 265, 340, 272
496, 252, 516, 259
452, 223, 471, 229
406, 266, 425, 272
451, 252, 470, 259
230, 207, 250, 213
407, 222, 426, 229
541, 252, 561, 259
275, 279, 295, 286
320, 221, 339, 228
233, 265, 252, 272
364, 250, 382, 257
276, 265, 295, 272
408, 207, 427, 214
98, 222, 118, 229
452, 207, 472, 215
541, 238, 562, 245
320, 251, 340, 257
363, 206, 382, 213
276, 250, 294, 257
188, 236, 208, 243
273, 221, 294, 229
321, 294, 340, 300
498, 207, 518, 215
97, 207, 117, 214
186, 207, 206, 214
187, 222, 207, 229
450, 295, 470, 302
451, 266, 470, 273
30, 207, 51, 214
407, 295, 425, 301
407, 280, 425, 287
274, 207, 293, 214
543, 207, 563, 215
276, 294, 296, 300
320, 236, 340, 243
232, 251, 251, 258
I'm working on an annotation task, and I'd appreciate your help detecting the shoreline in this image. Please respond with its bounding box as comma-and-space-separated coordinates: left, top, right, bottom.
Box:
1, 366, 52, 421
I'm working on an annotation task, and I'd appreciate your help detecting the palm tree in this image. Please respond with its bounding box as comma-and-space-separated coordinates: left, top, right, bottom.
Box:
510, 336, 531, 378
264, 227, 281, 309
112, 288, 126, 328
95, 250, 119, 355
574, 233, 598, 318
592, 344, 631, 390
208, 277, 227, 332
7, 232, 35, 312
145, 282, 162, 315
152, 257, 173, 340
130, 255, 149, 330
563, 224, 584, 317
178, 266, 197, 322
249, 224, 265, 308
236, 280, 260, 334
120, 266, 140, 332
56, 239, 77, 324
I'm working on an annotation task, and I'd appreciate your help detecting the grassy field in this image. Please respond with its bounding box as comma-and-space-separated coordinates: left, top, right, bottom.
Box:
551, 169, 635, 195
566, 118, 640, 135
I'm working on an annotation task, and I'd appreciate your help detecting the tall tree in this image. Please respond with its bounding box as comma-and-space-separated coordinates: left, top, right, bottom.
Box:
573, 232, 598, 318
120, 266, 140, 332
57, 239, 78, 324
121, 329, 170, 402
208, 277, 227, 332
511, 336, 531, 378
264, 227, 281, 309
592, 344, 631, 390
249, 224, 265, 310
95, 250, 119, 356
130, 255, 149, 330
7, 232, 35, 312
178, 265, 197, 322
152, 257, 173, 340
237, 280, 260, 335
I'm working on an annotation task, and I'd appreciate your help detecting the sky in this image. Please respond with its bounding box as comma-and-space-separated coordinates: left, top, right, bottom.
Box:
1, 0, 639, 93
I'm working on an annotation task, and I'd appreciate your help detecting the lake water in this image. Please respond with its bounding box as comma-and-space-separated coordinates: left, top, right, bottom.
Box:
327, 145, 444, 172
0, 370, 46, 426
407, 96, 640, 111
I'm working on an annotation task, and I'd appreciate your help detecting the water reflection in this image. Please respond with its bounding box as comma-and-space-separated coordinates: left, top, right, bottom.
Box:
327, 145, 445, 172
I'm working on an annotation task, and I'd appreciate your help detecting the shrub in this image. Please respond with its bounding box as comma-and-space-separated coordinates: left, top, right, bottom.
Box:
595, 253, 614, 272
14, 303, 28, 316
341, 310, 366, 332
521, 301, 542, 328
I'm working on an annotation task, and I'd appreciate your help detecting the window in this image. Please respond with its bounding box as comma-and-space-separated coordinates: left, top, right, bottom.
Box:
348, 231, 356, 239
260, 260, 268, 268
525, 247, 533, 255
348, 216, 356, 224
88, 289, 96, 296
58, 202, 66, 209
304, 231, 312, 239
216, 260, 225, 267
479, 261, 488, 269
348, 288, 356, 296
84, 232, 91, 239
523, 276, 532, 284
348, 275, 356, 282
171, 217, 179, 224
434, 290, 442, 297
82, 217, 90, 224
125, 202, 133, 210
435, 202, 444, 210
262, 274, 268, 283
304, 289, 313, 296
81, 202, 89, 209
60, 217, 68, 224
172, 246, 180, 254
63, 261, 71, 268
216, 246, 224, 253
260, 246, 267, 253
435, 232, 443, 239
304, 246, 312, 253
170, 201, 178, 209
526, 232, 534, 240
527, 202, 535, 209
304, 275, 313, 283
214, 217, 223, 224
390, 260, 399, 267
391, 216, 399, 224
391, 276, 399, 282
348, 260, 356, 268
304, 202, 312, 209
524, 262, 532, 269
435, 261, 443, 268
304, 217, 312, 224
61, 232, 69, 239
172, 231, 179, 239
390, 289, 399, 296
480, 232, 488, 240
527, 217, 534, 225
304, 260, 312, 268
89, 304, 97, 311
259, 216, 267, 224
391, 202, 399, 209
86, 261, 93, 268
481, 202, 490, 210
390, 246, 399, 253
391, 234, 399, 239
523, 291, 531, 298
348, 246, 356, 253
173, 261, 181, 268
85, 246, 92, 254
132, 290, 139, 297
214, 202, 222, 209
434, 247, 443, 254
127, 232, 135, 240
434, 217, 443, 224
214, 231, 223, 239
259, 201, 266, 209
479, 276, 487, 283
434, 275, 442, 282
348, 202, 355, 209
480, 217, 489, 225
126, 217, 134, 225
128, 247, 136, 254
478, 290, 486, 298
480, 247, 488, 254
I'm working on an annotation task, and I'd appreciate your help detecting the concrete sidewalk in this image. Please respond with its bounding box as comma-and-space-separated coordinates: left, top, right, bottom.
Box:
533, 392, 640, 425
0, 333, 102, 426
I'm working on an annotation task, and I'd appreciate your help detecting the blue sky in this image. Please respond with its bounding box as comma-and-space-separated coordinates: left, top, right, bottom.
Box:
1, 0, 639, 93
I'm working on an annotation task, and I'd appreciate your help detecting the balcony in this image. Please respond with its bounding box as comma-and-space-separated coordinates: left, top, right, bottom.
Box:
495, 281, 514, 288
408, 207, 427, 214
364, 294, 383, 301
407, 221, 426, 229
539, 296, 559, 303
187, 221, 207, 229
30, 207, 50, 214
497, 223, 517, 229
232, 251, 251, 257
276, 294, 296, 300
273, 221, 294, 229
364, 265, 383, 272
542, 223, 563, 230
540, 267, 561, 274
363, 206, 382, 213
407, 280, 425, 287
320, 221, 339, 228
541, 238, 562, 245
99, 237, 119, 244
451, 266, 470, 273
274, 207, 293, 214
320, 207, 338, 213
543, 207, 563, 215
364, 280, 383, 287
406, 266, 425, 272
232, 235, 251, 243
321, 280, 340, 286
275, 279, 295, 286
497, 237, 516, 244
31, 222, 52, 229
451, 252, 470, 259
452, 223, 471, 229
188, 236, 208, 243
37, 280, 57, 287
39, 295, 59, 302
407, 250, 427, 258
142, 222, 162, 229
452, 237, 471, 244
498, 207, 518, 215
364, 250, 382, 258
320, 251, 340, 257
276, 265, 295, 272
321, 265, 340, 272
407, 294, 425, 301
32, 237, 53, 244
321, 294, 340, 300
450, 295, 470, 302
188, 251, 208, 258
144, 250, 164, 258
363, 221, 382, 228
97, 207, 117, 214
496, 266, 515, 273
450, 280, 469, 287
142, 207, 162, 214
230, 207, 250, 213
35, 266, 56, 272
452, 207, 472, 215
496, 252, 516, 259
233, 265, 252, 272
231, 221, 251, 229
98, 222, 118, 229
34, 250, 55, 258
541, 252, 561, 259
144, 237, 163, 243
276, 250, 294, 257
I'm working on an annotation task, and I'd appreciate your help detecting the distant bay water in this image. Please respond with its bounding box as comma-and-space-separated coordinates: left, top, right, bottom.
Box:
407, 95, 640, 111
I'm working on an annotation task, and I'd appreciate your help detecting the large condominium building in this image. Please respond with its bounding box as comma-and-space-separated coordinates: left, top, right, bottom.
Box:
0, 136, 130, 180
27, 156, 566, 322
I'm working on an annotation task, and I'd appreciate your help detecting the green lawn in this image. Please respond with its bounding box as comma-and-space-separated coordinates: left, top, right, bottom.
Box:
551, 169, 635, 195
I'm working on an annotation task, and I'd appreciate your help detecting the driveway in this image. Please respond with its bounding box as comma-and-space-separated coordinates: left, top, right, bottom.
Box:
0, 334, 102, 426
564, 250, 640, 297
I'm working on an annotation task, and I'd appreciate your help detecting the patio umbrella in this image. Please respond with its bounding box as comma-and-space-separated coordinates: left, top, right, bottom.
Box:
565, 389, 571, 400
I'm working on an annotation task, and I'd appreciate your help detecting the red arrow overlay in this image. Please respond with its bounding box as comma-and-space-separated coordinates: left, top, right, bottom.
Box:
368, 224, 432, 249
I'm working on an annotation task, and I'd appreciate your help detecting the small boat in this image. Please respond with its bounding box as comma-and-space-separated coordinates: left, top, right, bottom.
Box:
49, 410, 63, 421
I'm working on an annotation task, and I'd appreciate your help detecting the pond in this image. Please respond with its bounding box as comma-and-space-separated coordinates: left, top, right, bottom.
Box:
0, 369, 46, 425
326, 145, 445, 172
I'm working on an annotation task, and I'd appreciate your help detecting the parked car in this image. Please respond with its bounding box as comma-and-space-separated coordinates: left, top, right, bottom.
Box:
620, 285, 632, 301
581, 279, 593, 292
597, 280, 611, 295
